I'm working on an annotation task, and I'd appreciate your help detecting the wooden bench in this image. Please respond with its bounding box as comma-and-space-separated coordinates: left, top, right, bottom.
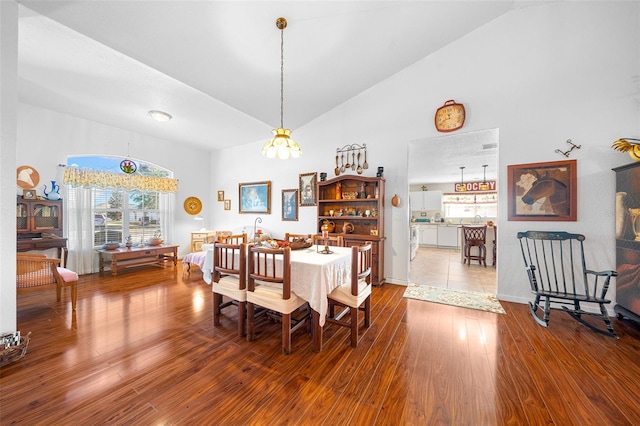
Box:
17, 253, 78, 310
517, 231, 617, 337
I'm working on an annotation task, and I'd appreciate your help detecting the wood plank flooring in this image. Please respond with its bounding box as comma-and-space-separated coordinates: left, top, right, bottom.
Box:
2, 261, 640, 425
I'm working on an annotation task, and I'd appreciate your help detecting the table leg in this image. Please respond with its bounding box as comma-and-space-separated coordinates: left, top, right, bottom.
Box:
98, 253, 104, 274
111, 256, 118, 276
312, 310, 323, 353
173, 248, 177, 266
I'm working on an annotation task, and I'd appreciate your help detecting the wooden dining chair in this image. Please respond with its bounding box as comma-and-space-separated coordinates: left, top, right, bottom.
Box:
16, 253, 79, 310
218, 233, 247, 244
212, 242, 247, 336
311, 234, 344, 247
284, 233, 311, 243
246, 245, 309, 354
462, 225, 487, 267
326, 241, 372, 348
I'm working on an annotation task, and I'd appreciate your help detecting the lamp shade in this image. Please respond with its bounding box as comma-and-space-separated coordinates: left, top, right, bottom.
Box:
262, 128, 302, 159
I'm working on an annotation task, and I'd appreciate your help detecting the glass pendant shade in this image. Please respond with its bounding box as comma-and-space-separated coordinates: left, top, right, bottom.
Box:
479, 164, 489, 190
262, 128, 301, 159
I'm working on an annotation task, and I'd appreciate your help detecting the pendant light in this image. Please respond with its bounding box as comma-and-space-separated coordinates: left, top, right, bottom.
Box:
479, 164, 489, 191
458, 166, 467, 192
262, 17, 302, 160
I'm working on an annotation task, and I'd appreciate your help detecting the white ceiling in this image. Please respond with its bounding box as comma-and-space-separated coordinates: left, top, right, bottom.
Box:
16, 0, 515, 181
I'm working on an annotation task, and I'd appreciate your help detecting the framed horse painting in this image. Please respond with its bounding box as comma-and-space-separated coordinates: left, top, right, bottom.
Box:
507, 159, 577, 221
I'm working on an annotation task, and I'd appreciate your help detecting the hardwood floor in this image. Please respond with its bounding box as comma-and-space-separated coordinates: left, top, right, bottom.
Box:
410, 246, 496, 294
3, 261, 640, 425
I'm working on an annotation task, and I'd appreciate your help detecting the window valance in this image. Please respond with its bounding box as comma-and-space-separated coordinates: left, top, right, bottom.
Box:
64, 167, 178, 193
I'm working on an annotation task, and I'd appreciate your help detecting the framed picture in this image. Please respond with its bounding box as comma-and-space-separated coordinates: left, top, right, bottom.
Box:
239, 181, 271, 214
281, 189, 299, 221
22, 189, 36, 199
507, 159, 577, 221
217, 190, 225, 202
299, 172, 317, 206
224, 199, 231, 211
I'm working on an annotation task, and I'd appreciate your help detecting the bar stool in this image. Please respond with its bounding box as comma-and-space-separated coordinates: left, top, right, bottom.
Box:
462, 225, 487, 267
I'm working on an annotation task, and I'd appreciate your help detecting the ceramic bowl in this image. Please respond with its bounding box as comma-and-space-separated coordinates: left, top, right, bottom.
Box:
148, 238, 163, 246
103, 242, 120, 250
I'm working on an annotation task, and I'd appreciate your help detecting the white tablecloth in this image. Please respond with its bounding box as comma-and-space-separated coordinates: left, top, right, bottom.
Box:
289, 246, 352, 326
204, 245, 352, 326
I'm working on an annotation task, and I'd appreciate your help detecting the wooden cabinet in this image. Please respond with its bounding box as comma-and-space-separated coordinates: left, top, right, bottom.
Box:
17, 196, 67, 265
613, 162, 640, 324
190, 231, 217, 252
317, 176, 385, 285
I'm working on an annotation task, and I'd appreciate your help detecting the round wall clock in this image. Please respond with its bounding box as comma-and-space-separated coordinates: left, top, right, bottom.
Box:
435, 100, 466, 132
183, 196, 203, 215
16, 165, 40, 189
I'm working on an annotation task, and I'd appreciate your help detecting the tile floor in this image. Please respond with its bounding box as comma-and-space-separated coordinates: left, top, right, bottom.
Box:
409, 246, 496, 294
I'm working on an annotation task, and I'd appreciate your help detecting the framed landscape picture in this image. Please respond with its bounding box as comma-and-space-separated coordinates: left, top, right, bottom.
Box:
239, 181, 271, 214
281, 189, 298, 221
299, 172, 317, 206
507, 159, 577, 221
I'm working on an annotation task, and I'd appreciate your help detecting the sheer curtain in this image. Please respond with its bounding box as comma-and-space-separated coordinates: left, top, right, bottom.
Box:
64, 184, 96, 274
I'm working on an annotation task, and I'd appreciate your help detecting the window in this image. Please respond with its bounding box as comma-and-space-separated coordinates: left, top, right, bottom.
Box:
67, 156, 172, 247
442, 192, 497, 219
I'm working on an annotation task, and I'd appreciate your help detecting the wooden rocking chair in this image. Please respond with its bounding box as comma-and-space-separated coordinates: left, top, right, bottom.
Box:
517, 231, 617, 337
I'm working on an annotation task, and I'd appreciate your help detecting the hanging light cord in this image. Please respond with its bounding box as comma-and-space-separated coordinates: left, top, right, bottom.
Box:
279, 25, 285, 129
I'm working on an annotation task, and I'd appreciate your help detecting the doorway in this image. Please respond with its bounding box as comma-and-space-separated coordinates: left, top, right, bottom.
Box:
407, 129, 498, 293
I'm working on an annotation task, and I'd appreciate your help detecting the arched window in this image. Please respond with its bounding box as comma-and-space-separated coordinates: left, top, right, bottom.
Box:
64, 155, 176, 274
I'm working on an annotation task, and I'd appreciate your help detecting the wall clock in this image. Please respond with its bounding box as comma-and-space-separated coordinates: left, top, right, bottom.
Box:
435, 100, 465, 132
183, 196, 202, 215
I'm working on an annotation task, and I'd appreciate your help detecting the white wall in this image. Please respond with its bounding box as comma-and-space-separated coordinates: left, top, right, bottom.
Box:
209, 2, 640, 302
16, 103, 212, 264
0, 0, 19, 333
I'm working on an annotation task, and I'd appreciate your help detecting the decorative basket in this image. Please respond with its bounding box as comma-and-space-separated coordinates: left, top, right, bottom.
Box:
289, 240, 312, 250
0, 332, 31, 367
148, 238, 163, 246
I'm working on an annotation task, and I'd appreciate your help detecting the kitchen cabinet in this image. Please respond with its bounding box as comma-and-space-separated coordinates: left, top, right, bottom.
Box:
318, 175, 385, 285
418, 225, 437, 246
410, 191, 442, 210
437, 225, 459, 248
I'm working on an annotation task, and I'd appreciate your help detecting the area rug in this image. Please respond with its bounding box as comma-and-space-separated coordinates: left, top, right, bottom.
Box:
403, 284, 506, 315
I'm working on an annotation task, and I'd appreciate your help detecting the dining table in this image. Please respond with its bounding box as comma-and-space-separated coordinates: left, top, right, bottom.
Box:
203, 244, 353, 352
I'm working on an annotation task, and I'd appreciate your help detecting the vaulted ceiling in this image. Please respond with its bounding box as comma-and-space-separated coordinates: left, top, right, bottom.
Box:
17, 1, 516, 156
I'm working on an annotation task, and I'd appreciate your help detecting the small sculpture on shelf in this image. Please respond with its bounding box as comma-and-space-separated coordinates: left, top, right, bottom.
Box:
125, 235, 133, 248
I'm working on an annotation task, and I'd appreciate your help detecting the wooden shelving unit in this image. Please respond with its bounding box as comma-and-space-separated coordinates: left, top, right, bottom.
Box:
317, 175, 385, 285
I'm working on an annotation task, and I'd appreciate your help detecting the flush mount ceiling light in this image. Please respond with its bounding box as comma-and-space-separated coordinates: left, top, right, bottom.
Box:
262, 17, 302, 160
458, 166, 467, 192
148, 110, 172, 122
479, 164, 489, 191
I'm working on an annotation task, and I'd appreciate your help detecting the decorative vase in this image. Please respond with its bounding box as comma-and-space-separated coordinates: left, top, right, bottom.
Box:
43, 180, 60, 201
320, 220, 335, 233
616, 192, 632, 239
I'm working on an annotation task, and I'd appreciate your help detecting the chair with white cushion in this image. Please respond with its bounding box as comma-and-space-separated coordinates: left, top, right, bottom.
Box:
16, 253, 79, 310
246, 245, 309, 354
218, 233, 247, 244
311, 234, 344, 247
326, 241, 372, 348
212, 242, 247, 336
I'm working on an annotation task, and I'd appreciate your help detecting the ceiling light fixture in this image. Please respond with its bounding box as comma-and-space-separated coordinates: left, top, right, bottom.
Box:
148, 110, 172, 122
479, 164, 489, 191
262, 17, 302, 160
458, 166, 467, 192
